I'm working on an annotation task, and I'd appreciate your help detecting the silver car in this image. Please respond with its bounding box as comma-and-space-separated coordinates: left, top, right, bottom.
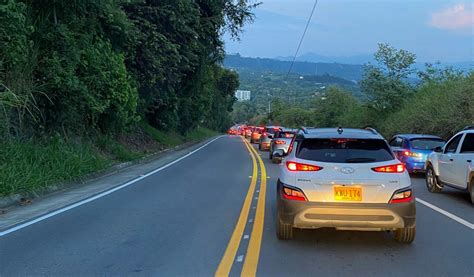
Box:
269, 129, 297, 163
276, 127, 416, 243
258, 126, 281, 151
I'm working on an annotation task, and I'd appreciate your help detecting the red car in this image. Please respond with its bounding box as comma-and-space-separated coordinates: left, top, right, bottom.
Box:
250, 127, 265, 143
245, 126, 255, 138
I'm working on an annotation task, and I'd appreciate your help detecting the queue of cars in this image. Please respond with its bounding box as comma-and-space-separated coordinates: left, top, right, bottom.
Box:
228, 124, 474, 242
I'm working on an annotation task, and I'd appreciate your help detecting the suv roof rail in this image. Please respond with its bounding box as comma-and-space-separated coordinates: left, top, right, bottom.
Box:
300, 126, 318, 134
300, 127, 309, 134
363, 126, 379, 135
463, 125, 474, 130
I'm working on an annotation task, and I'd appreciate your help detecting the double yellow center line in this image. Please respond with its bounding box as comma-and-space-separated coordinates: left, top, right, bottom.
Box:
215, 137, 267, 277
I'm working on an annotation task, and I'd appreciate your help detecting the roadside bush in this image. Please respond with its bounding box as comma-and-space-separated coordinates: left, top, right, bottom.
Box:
0, 138, 109, 197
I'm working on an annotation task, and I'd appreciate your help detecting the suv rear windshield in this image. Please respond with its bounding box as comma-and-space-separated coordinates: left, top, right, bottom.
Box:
276, 132, 295, 138
296, 138, 393, 163
265, 127, 279, 134
410, 138, 445, 150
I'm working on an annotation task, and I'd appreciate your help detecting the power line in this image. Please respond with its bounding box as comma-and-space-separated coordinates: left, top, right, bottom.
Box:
286, 0, 319, 78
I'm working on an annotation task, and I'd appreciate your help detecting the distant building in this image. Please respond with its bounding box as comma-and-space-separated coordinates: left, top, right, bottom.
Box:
235, 90, 251, 101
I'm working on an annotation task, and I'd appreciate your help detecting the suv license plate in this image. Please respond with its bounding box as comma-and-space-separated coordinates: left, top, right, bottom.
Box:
334, 186, 362, 201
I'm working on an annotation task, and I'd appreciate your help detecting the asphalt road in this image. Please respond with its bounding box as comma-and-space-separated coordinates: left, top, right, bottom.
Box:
0, 135, 473, 276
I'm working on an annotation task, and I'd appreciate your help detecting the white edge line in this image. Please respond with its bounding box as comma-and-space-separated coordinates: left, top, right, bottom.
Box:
416, 197, 474, 230
0, 136, 225, 237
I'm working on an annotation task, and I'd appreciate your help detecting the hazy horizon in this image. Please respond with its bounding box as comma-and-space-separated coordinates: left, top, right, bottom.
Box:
225, 0, 474, 64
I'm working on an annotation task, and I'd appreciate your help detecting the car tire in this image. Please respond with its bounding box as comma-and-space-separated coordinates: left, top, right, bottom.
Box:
469, 178, 474, 205
426, 165, 443, 193
259, 143, 262, 150
276, 218, 293, 240
394, 226, 416, 243
269, 151, 273, 160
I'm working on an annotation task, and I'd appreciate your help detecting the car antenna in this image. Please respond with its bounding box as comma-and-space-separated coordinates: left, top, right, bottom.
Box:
337, 127, 343, 135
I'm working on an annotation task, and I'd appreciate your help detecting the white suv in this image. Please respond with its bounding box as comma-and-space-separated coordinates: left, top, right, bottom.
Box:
276, 127, 416, 243
425, 126, 474, 204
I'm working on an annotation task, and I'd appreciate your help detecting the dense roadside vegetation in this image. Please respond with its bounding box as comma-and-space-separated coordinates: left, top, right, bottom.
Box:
0, 0, 257, 197
235, 43, 473, 139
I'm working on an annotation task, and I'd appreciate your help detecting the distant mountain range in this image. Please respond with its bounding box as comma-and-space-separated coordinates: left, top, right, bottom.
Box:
277, 52, 473, 71
224, 54, 365, 81
276, 53, 375, 65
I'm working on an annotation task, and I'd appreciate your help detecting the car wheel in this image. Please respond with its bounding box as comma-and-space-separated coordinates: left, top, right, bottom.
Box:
469, 178, 474, 205
276, 217, 293, 240
394, 226, 416, 243
259, 143, 262, 150
426, 165, 443, 193
269, 151, 273, 160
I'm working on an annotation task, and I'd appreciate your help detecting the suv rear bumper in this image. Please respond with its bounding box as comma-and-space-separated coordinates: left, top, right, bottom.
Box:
277, 180, 416, 230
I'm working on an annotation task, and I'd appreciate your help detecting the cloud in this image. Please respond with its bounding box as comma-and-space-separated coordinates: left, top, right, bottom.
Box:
430, 3, 474, 31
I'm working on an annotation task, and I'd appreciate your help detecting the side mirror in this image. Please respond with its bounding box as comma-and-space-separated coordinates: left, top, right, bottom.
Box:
433, 146, 443, 153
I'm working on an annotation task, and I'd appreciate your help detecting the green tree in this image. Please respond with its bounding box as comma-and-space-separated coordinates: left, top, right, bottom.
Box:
312, 87, 362, 127
360, 43, 416, 113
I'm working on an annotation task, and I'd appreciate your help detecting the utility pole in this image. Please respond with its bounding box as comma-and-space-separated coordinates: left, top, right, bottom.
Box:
267, 93, 273, 114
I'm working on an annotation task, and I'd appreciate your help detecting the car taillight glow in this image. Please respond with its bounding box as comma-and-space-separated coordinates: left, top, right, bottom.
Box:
274, 140, 286, 145
286, 161, 323, 171
403, 151, 422, 158
288, 137, 296, 154
389, 189, 413, 203
281, 185, 307, 201
372, 163, 405, 173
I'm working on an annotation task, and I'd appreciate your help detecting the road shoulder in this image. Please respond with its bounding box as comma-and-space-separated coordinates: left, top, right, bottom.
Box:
0, 136, 222, 232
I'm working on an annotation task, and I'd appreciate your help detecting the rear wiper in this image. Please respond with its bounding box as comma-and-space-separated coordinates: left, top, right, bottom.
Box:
345, 157, 376, 163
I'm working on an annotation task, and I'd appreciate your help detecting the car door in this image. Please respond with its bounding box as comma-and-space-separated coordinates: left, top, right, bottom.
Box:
454, 133, 474, 188
439, 134, 463, 186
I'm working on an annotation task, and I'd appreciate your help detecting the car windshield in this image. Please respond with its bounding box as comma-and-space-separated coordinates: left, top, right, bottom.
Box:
410, 138, 445, 150
296, 138, 394, 163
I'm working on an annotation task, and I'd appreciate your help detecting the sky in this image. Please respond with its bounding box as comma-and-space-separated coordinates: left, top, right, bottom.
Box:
224, 0, 474, 63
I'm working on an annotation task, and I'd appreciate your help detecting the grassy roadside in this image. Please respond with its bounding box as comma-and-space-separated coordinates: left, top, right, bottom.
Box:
0, 125, 220, 197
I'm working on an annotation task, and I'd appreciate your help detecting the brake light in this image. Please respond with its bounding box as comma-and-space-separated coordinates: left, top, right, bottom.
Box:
372, 163, 405, 173
288, 137, 296, 154
281, 185, 307, 201
274, 140, 286, 145
286, 161, 323, 171
403, 151, 422, 158
389, 189, 413, 203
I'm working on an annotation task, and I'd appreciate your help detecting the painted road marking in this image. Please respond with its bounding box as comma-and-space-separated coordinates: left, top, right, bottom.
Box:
241, 139, 267, 277
236, 255, 244, 263
416, 198, 474, 230
215, 137, 258, 277
0, 136, 225, 238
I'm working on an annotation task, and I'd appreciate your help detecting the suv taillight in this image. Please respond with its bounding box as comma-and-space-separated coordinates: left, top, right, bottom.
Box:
286, 161, 323, 171
389, 188, 413, 203
372, 163, 405, 173
274, 140, 286, 145
288, 136, 296, 154
403, 151, 421, 158
281, 185, 307, 201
